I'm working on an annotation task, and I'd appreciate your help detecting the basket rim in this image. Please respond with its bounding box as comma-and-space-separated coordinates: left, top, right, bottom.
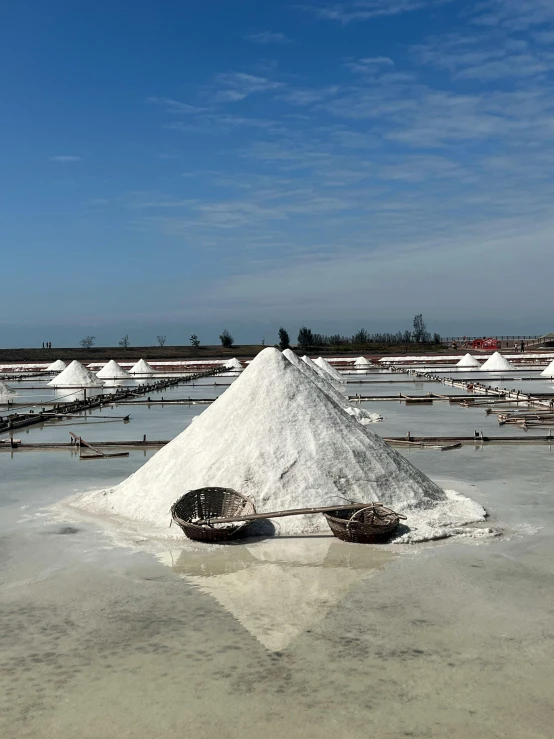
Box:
170, 487, 256, 532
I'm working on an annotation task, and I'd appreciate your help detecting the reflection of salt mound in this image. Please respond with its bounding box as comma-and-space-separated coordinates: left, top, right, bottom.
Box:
74, 348, 486, 541
314, 356, 343, 383
130, 358, 154, 376
284, 349, 382, 424
48, 360, 103, 387
541, 359, 554, 378
188, 563, 362, 652
481, 352, 515, 371
354, 356, 372, 367
0, 381, 15, 397
223, 358, 243, 371
96, 360, 131, 379
456, 353, 481, 368
46, 359, 67, 372
165, 539, 391, 651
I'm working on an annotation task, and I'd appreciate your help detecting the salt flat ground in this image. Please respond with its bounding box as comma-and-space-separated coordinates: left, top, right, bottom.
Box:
1, 370, 553, 738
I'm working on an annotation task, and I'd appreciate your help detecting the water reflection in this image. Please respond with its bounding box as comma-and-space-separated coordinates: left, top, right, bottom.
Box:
160, 538, 396, 651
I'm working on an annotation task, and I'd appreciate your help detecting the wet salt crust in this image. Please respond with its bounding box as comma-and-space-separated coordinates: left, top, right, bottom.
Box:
69, 348, 489, 543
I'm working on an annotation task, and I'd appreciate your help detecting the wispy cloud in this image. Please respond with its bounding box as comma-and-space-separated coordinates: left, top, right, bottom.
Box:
146, 97, 208, 114
245, 31, 292, 44
49, 155, 81, 162
212, 72, 283, 102
301, 0, 453, 24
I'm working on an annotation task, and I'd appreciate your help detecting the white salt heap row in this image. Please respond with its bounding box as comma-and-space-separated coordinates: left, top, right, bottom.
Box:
284, 350, 382, 424
541, 359, 554, 378
354, 356, 372, 367
480, 352, 515, 371
71, 347, 489, 542
314, 356, 344, 383
96, 360, 131, 379
46, 359, 67, 372
130, 358, 155, 376
0, 381, 15, 397
48, 360, 103, 387
301, 355, 342, 392
456, 353, 481, 368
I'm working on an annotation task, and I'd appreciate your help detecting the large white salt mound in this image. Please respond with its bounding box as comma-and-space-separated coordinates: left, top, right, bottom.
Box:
540, 359, 554, 378
314, 356, 344, 383
456, 353, 481, 368
46, 359, 67, 372
129, 358, 155, 376
284, 349, 382, 424
96, 360, 131, 379
0, 381, 15, 397
224, 358, 243, 371
354, 356, 372, 367
480, 352, 515, 371
72, 348, 486, 539
48, 360, 103, 387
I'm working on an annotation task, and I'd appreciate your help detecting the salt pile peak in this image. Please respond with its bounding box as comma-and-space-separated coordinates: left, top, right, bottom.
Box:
73, 347, 487, 540
46, 359, 67, 372
129, 358, 155, 376
223, 358, 243, 370
0, 381, 15, 397
456, 353, 481, 368
48, 360, 103, 387
540, 359, 554, 378
301, 355, 342, 392
284, 349, 382, 424
314, 356, 343, 383
354, 356, 372, 367
96, 360, 131, 379
480, 352, 515, 371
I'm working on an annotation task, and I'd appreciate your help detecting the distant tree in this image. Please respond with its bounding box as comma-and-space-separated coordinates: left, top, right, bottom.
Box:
352, 328, 370, 345
433, 332, 441, 345
156, 335, 167, 347
79, 336, 95, 349
412, 314, 431, 343
261, 337, 265, 346
119, 334, 130, 349
297, 326, 313, 350
278, 327, 290, 350
190, 334, 200, 347
219, 329, 234, 348
402, 330, 413, 343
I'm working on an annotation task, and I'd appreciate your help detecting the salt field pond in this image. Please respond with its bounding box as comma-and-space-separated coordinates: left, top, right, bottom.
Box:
1, 359, 554, 738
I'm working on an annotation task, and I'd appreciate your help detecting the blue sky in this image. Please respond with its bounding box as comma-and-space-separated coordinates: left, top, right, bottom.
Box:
1, 0, 553, 347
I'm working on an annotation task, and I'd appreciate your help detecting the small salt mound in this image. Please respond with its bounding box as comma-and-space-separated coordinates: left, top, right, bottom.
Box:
540, 359, 554, 378
354, 356, 372, 367
129, 358, 155, 376
223, 358, 243, 371
0, 380, 15, 397
72, 348, 485, 540
284, 349, 382, 424
480, 352, 515, 371
314, 357, 343, 383
46, 359, 67, 372
48, 360, 103, 387
96, 360, 131, 379
456, 353, 481, 368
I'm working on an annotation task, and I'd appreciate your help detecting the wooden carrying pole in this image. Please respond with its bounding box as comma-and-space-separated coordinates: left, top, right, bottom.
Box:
195, 502, 391, 526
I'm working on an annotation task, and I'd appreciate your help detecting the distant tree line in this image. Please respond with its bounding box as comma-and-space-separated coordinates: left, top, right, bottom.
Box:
289, 315, 440, 351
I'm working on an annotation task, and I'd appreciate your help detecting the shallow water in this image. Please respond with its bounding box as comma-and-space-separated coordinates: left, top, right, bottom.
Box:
1, 373, 554, 737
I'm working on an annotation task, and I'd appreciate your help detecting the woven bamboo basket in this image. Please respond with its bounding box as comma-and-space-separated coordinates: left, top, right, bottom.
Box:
170, 487, 256, 543
324, 504, 404, 544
